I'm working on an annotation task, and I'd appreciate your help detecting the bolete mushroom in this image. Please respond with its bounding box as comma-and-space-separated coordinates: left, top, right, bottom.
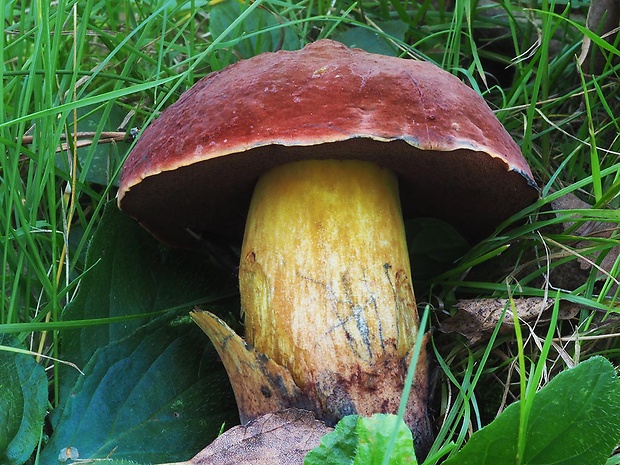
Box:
118, 39, 538, 456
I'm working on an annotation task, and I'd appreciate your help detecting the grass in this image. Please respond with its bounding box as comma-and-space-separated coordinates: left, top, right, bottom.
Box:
2, 0, 620, 463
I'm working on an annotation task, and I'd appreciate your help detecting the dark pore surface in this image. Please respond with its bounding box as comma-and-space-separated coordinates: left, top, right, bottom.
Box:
120, 139, 538, 248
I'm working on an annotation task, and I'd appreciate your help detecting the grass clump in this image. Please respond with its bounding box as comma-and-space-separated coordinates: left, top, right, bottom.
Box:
2, 1, 619, 464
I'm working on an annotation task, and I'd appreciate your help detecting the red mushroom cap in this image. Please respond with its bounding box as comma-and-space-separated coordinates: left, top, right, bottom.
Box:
118, 39, 538, 247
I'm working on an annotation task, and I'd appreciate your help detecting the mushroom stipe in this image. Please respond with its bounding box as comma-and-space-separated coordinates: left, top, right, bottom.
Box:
192, 159, 434, 453
240, 160, 430, 434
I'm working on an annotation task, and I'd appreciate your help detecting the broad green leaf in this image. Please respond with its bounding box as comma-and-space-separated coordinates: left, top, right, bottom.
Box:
42, 312, 238, 464
56, 203, 239, 417
443, 356, 620, 465
406, 218, 470, 281
93, 461, 145, 465
355, 415, 417, 465
304, 414, 417, 465
55, 104, 132, 186
50, 202, 241, 462
57, 446, 146, 464
332, 20, 409, 56
0, 335, 48, 465
304, 415, 359, 465
90, 461, 144, 465
209, 0, 300, 66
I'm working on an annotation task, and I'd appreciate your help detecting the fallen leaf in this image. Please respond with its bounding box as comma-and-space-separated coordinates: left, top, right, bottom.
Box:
164, 409, 332, 465
550, 192, 620, 291
439, 298, 579, 345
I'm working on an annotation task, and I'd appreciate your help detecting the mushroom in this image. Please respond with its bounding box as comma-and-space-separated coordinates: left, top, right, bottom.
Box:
118, 39, 538, 456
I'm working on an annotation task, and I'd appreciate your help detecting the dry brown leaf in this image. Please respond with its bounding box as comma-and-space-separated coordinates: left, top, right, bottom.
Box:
550, 192, 620, 290
439, 298, 580, 345
162, 409, 332, 465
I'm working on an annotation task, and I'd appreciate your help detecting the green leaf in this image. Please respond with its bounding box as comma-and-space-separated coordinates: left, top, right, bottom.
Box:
56, 203, 238, 417
443, 356, 620, 465
47, 202, 240, 462
0, 335, 48, 465
57, 446, 147, 464
406, 218, 470, 280
96, 461, 146, 465
55, 104, 132, 186
209, 0, 300, 65
332, 20, 409, 56
304, 414, 417, 465
42, 313, 238, 464
355, 415, 417, 465
305, 415, 359, 465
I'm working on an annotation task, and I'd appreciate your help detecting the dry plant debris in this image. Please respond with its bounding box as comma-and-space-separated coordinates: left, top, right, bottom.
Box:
439, 298, 580, 346
162, 409, 332, 465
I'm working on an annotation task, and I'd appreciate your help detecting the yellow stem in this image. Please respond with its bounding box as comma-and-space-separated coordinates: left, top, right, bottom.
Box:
240, 159, 420, 417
